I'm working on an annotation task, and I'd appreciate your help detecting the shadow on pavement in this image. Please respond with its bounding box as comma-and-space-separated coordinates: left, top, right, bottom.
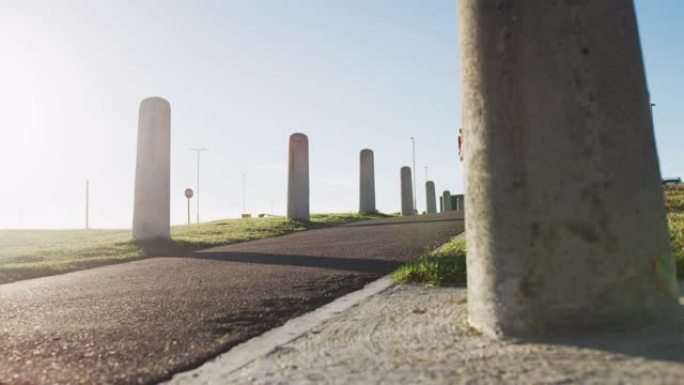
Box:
183, 251, 403, 274
517, 303, 684, 364
344, 217, 464, 228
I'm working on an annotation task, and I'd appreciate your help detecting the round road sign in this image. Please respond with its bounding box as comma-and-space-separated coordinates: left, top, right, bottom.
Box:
184, 188, 194, 199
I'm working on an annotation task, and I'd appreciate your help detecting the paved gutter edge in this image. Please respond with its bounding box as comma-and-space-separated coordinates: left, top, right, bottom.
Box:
164, 275, 396, 385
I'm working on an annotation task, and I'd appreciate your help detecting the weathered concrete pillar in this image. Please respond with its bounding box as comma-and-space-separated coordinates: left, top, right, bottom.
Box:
359, 149, 376, 214
454, 194, 464, 211
133, 97, 171, 241
459, 0, 678, 338
442, 190, 452, 212
400, 167, 414, 216
287, 133, 310, 221
425, 181, 437, 214
439, 196, 444, 212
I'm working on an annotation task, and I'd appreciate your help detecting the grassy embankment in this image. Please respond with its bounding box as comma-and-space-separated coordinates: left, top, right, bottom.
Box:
396, 186, 684, 286
664, 185, 684, 280
0, 213, 388, 285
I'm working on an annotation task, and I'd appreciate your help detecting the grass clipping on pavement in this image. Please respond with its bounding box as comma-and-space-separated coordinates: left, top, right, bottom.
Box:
0, 213, 388, 285
396, 186, 684, 286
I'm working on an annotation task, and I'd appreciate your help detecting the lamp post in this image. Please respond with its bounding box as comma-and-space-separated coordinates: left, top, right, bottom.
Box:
410, 137, 416, 212
242, 173, 246, 215
85, 179, 90, 230
190, 147, 207, 224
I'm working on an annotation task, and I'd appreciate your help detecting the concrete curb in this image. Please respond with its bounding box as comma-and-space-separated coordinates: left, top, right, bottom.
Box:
164, 275, 396, 384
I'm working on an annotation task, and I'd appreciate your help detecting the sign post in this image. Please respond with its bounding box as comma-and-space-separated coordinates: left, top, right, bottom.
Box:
184, 188, 194, 225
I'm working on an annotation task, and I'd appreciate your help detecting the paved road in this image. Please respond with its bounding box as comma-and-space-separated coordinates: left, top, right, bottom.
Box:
0, 213, 463, 385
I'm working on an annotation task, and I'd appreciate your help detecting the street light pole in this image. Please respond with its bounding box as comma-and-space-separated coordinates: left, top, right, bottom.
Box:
411, 137, 416, 212
85, 179, 90, 230
242, 173, 246, 214
190, 147, 207, 224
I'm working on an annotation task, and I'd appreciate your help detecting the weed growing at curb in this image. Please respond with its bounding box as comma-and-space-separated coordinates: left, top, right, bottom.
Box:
393, 238, 466, 287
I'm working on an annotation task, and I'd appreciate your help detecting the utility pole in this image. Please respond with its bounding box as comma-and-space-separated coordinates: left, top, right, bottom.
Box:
85, 179, 90, 230
411, 137, 417, 212
190, 148, 207, 224
242, 173, 246, 214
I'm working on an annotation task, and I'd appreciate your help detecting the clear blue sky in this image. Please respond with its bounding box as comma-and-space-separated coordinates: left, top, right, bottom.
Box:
0, 0, 680, 229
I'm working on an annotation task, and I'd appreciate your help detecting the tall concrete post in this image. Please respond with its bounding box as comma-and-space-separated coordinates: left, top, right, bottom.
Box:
359, 149, 376, 214
425, 181, 437, 214
454, 195, 464, 211
133, 97, 171, 241
442, 191, 452, 212
400, 167, 414, 216
459, 0, 678, 338
287, 133, 310, 221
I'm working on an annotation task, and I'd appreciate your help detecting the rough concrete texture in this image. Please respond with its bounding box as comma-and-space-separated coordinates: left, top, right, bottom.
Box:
287, 133, 310, 221
222, 284, 684, 385
359, 149, 376, 214
459, 0, 678, 337
133, 97, 170, 241
425, 181, 437, 214
442, 190, 452, 212
400, 167, 414, 216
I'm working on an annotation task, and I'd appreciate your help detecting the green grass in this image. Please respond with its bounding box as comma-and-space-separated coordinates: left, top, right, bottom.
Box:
396, 186, 684, 286
0, 213, 389, 285
664, 185, 684, 279
393, 238, 467, 286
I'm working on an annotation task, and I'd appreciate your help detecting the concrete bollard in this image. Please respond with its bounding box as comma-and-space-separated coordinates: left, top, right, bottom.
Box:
425, 181, 437, 214
454, 194, 464, 211
287, 133, 310, 221
459, 0, 678, 337
400, 167, 414, 216
442, 190, 452, 212
359, 149, 376, 214
133, 97, 171, 241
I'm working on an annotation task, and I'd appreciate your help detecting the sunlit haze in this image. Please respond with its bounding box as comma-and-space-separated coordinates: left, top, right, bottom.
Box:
0, 0, 681, 229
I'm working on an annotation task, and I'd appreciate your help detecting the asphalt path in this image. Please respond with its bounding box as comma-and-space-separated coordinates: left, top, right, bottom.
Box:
0, 212, 463, 385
